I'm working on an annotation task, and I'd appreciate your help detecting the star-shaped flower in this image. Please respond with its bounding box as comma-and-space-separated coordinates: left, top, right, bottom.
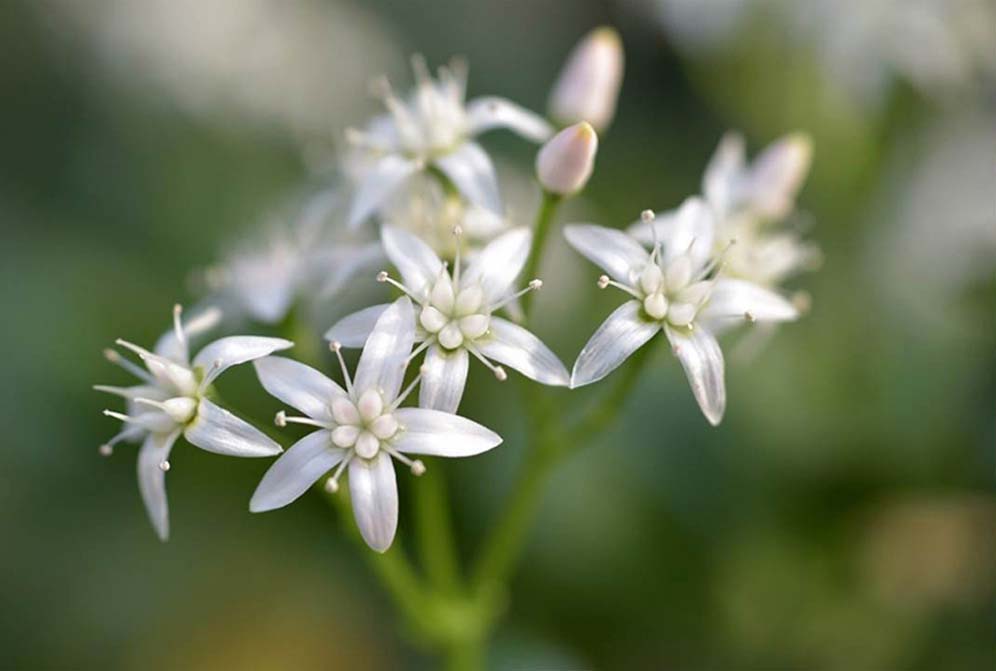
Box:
629, 132, 818, 287
345, 56, 553, 228
95, 305, 292, 540
325, 225, 570, 413
565, 197, 800, 425
250, 296, 502, 552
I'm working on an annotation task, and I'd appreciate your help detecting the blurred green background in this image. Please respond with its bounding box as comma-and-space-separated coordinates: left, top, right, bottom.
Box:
2, 1, 994, 669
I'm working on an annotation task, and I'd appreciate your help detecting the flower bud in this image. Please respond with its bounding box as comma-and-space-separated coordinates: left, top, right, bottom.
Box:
548, 27, 624, 132
535, 122, 598, 196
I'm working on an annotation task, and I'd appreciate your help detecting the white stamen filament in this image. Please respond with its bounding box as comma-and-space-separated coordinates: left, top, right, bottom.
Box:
274, 410, 330, 429
465, 343, 507, 381
103, 348, 154, 383
596, 275, 641, 299
172, 304, 187, 355
389, 364, 429, 411
324, 452, 354, 493
329, 341, 354, 395
490, 279, 543, 312
384, 445, 425, 476
452, 225, 463, 287
377, 271, 422, 302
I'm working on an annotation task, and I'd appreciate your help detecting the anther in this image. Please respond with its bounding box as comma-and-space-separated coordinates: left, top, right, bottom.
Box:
411, 460, 426, 476
324, 477, 339, 494
528, 279, 543, 290
274, 410, 287, 427
641, 209, 655, 223
597, 275, 610, 289
99, 444, 113, 457
494, 366, 508, 382
376, 271, 389, 283
329, 341, 354, 394
159, 460, 171, 472
744, 311, 756, 323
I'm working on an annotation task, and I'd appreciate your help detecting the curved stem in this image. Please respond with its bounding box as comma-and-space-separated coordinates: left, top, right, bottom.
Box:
521, 191, 562, 315
414, 464, 462, 595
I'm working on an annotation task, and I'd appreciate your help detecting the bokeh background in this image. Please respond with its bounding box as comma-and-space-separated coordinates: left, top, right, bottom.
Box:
2, 1, 994, 669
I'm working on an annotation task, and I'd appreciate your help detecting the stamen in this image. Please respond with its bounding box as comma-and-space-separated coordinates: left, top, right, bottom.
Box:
103, 348, 154, 383
641, 209, 663, 260
159, 460, 171, 472
465, 343, 507, 381
744, 311, 756, 323
329, 341, 354, 395
324, 453, 354, 493
377, 271, 421, 302
99, 428, 133, 456
172, 304, 187, 354
389, 364, 429, 411
102, 409, 135, 424
403, 338, 433, 367
196, 358, 225, 395
596, 275, 641, 299
274, 410, 330, 429
114, 338, 155, 361
697, 238, 736, 281
93, 384, 139, 398
384, 445, 426, 476
490, 279, 543, 311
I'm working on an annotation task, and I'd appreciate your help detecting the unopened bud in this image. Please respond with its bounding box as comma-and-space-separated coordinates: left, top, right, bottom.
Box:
548, 27, 624, 132
536, 122, 598, 196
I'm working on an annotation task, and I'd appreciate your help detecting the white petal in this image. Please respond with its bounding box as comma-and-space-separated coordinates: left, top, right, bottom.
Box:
563, 224, 649, 284
347, 154, 419, 229
476, 317, 569, 386
184, 398, 283, 457
702, 131, 746, 216
434, 142, 501, 214
381, 225, 444, 296
571, 300, 661, 387
193, 336, 293, 387
253, 356, 344, 422
418, 345, 469, 413
349, 452, 398, 553
324, 304, 391, 348
744, 133, 813, 220
154, 306, 223, 362
465, 96, 553, 143
249, 430, 345, 512
137, 429, 181, 541
665, 325, 726, 426
393, 408, 502, 457
461, 227, 531, 303
698, 278, 799, 334
353, 296, 415, 402
661, 196, 716, 269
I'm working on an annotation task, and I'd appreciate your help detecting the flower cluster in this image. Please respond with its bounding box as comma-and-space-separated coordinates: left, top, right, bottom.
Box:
96, 26, 817, 555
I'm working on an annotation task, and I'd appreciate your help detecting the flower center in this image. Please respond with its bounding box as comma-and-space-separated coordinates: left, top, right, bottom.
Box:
418, 276, 491, 351
637, 255, 712, 327
329, 390, 400, 460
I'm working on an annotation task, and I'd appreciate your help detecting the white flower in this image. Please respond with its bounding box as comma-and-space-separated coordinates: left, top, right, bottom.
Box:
629, 132, 818, 286
326, 226, 570, 413
536, 122, 599, 196
207, 190, 383, 324
96, 305, 292, 540
345, 56, 553, 228
548, 26, 624, 132
565, 198, 799, 425
250, 297, 502, 552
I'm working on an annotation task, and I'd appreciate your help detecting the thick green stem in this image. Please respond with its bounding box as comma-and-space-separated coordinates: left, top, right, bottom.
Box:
414, 464, 462, 595
521, 191, 562, 315
444, 634, 485, 671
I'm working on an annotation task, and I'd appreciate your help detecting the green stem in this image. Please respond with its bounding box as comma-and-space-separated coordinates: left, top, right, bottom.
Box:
471, 342, 654, 593
521, 191, 562, 315
414, 463, 462, 595
444, 634, 485, 671
324, 488, 430, 636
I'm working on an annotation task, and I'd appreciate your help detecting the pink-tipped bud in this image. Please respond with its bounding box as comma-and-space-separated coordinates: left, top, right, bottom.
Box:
548, 27, 624, 132
536, 122, 598, 196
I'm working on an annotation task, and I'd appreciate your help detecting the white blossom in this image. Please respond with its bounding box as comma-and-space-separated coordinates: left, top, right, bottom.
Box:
566, 198, 799, 425
345, 56, 553, 228
250, 297, 502, 552
536, 122, 599, 196
326, 226, 570, 413
548, 26, 624, 132
630, 131, 818, 287
96, 306, 292, 540
205, 190, 383, 324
